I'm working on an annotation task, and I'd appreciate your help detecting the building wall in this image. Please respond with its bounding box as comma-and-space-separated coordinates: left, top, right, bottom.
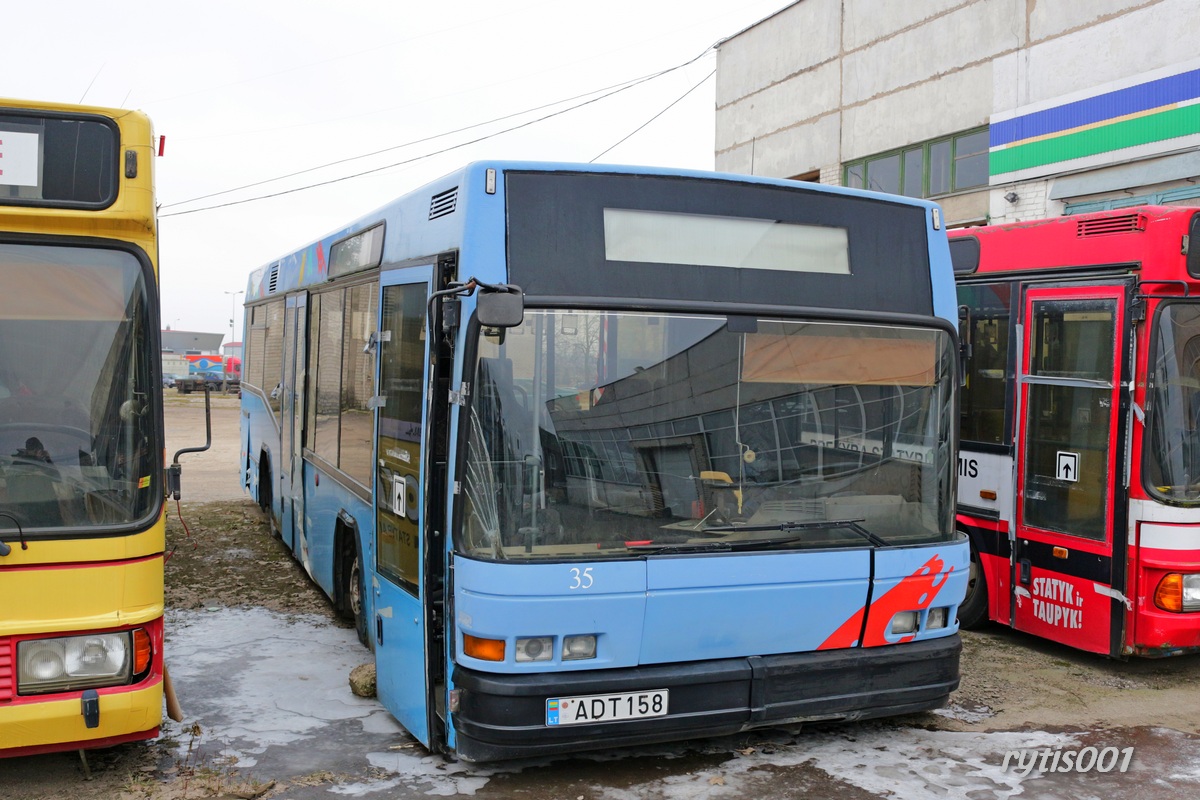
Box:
160, 330, 224, 354
716, 0, 1200, 225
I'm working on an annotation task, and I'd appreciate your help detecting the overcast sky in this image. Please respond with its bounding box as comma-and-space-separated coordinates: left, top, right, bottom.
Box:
6, 0, 787, 343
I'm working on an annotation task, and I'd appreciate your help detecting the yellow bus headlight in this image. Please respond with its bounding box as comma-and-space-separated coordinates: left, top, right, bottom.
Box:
18, 632, 133, 694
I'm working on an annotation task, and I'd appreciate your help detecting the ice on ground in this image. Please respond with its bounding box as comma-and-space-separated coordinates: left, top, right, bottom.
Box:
166, 608, 392, 752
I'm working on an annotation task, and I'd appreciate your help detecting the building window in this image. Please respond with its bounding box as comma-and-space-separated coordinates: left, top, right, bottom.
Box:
844, 128, 989, 198
953, 130, 989, 190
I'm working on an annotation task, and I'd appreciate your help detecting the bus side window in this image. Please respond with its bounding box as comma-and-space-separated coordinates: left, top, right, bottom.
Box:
958, 283, 1011, 446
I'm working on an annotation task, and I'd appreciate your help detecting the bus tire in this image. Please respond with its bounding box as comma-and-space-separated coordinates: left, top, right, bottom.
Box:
258, 457, 279, 538
350, 542, 367, 647
338, 531, 370, 650
958, 535, 988, 629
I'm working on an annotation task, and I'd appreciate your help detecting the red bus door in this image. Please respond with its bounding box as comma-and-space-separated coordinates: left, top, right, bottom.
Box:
1013, 284, 1129, 655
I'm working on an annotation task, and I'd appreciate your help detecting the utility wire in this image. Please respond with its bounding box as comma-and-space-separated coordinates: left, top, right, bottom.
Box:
161, 48, 718, 218
161, 66, 672, 210
79, 63, 106, 104
590, 68, 714, 163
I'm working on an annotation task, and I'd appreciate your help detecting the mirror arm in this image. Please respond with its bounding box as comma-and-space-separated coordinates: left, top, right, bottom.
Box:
957, 304, 972, 387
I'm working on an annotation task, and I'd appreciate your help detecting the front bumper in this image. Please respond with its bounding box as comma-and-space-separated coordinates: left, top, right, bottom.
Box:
451, 634, 960, 761
0, 681, 162, 757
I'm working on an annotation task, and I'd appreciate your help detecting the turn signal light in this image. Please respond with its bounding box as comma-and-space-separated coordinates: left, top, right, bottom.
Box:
463, 634, 505, 662
1155, 574, 1183, 612
132, 628, 152, 675
1154, 574, 1200, 612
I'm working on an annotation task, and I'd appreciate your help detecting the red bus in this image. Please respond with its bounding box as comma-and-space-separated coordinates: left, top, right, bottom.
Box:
952, 206, 1200, 657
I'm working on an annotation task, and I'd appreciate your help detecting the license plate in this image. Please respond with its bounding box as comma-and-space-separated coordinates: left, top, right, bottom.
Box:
546, 689, 668, 726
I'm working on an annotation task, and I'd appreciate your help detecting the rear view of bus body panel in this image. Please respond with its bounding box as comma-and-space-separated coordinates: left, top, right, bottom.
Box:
448, 539, 965, 761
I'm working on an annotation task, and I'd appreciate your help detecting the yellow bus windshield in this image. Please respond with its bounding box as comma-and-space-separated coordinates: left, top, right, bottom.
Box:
0, 243, 157, 532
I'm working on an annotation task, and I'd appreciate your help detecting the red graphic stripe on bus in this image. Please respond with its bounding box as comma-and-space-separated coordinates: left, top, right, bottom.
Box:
819, 555, 952, 649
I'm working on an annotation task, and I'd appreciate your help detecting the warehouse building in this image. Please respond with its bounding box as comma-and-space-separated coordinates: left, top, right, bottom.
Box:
715, 0, 1200, 225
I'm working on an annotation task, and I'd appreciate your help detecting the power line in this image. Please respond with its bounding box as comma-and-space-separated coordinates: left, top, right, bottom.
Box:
160, 67, 673, 210
590, 69, 715, 163
160, 49, 719, 218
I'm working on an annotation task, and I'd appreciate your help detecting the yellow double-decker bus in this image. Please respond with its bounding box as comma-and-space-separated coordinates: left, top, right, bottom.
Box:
0, 98, 165, 756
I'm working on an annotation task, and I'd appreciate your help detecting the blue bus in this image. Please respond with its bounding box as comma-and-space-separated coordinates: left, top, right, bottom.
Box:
240, 162, 968, 761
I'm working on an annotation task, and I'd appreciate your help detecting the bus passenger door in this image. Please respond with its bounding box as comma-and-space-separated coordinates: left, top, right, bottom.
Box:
280, 292, 308, 560
1013, 284, 1128, 655
373, 271, 434, 746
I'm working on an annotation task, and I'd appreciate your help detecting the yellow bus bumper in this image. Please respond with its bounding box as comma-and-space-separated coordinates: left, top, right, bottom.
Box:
0, 681, 163, 756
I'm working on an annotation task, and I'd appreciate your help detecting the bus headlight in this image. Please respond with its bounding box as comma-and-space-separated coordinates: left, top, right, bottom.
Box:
18, 632, 132, 694
1154, 573, 1200, 613
890, 611, 919, 635
563, 635, 597, 661
927, 607, 949, 630
515, 637, 553, 662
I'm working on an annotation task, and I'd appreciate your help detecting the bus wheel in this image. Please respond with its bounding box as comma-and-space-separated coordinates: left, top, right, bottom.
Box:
958, 538, 988, 629
341, 537, 370, 650
258, 459, 279, 538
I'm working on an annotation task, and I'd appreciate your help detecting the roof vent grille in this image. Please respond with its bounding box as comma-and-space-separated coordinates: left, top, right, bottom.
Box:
268, 263, 280, 293
429, 187, 458, 220
1076, 213, 1147, 237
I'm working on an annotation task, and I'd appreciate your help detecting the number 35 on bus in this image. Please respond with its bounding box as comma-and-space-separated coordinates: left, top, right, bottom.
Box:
240, 163, 969, 760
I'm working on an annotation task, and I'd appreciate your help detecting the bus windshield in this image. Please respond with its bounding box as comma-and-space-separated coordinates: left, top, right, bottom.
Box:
460, 310, 956, 560
0, 244, 157, 533
1146, 300, 1200, 502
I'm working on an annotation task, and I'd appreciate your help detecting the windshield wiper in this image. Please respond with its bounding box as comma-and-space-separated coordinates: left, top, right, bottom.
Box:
624, 540, 735, 554
701, 518, 890, 547
623, 520, 889, 554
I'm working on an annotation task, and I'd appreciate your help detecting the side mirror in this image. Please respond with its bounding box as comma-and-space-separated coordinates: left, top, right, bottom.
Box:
477, 288, 524, 328
957, 304, 972, 387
